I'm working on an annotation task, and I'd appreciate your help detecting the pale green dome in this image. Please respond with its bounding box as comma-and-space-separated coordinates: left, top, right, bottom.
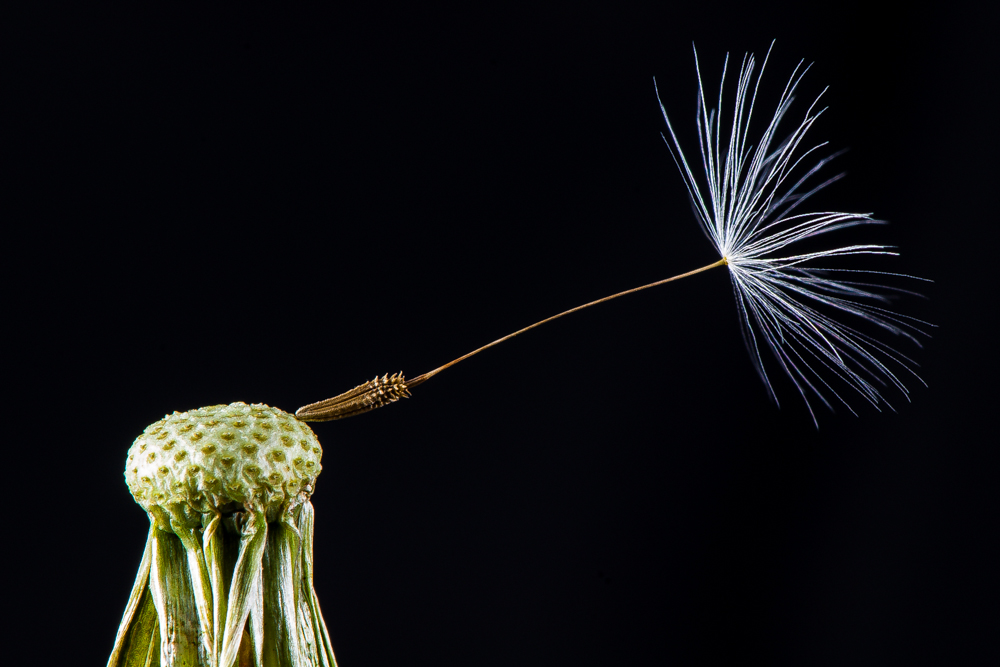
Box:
124, 402, 323, 527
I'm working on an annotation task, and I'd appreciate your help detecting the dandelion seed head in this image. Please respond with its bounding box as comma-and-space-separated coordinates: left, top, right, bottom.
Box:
657, 42, 929, 425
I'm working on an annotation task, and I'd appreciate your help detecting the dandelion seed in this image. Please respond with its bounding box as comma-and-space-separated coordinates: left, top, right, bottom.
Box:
299, 45, 928, 427
298, 45, 929, 428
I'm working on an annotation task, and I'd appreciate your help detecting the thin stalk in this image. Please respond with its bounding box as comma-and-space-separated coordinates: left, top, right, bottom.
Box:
295, 258, 727, 421
406, 258, 727, 388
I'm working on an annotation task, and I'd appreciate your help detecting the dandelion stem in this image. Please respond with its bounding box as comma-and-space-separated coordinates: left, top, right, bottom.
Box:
406, 257, 728, 389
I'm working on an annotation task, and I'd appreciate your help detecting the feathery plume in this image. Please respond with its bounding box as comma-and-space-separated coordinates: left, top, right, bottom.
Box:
657, 42, 930, 424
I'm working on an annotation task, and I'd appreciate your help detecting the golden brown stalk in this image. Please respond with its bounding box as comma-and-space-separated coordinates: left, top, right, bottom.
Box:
295, 259, 727, 421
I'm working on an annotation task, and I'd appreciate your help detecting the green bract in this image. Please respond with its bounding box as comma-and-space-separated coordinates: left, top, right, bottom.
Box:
108, 403, 338, 667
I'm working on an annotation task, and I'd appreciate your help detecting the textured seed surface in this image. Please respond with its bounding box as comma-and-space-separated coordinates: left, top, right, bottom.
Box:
125, 402, 322, 522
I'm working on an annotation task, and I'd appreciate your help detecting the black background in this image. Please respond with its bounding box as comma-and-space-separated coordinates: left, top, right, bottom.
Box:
4, 4, 996, 665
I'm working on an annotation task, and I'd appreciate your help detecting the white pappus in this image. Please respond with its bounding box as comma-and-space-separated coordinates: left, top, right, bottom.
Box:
656, 42, 931, 425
